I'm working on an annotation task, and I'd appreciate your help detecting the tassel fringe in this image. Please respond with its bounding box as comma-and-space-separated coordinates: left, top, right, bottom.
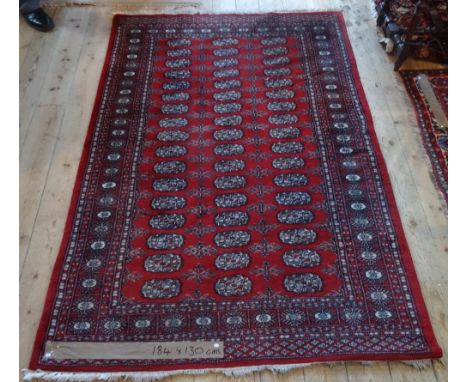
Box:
23, 360, 436, 381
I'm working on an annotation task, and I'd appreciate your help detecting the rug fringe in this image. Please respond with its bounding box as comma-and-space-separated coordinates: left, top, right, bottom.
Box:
109, 9, 346, 16
22, 363, 310, 381
22, 360, 437, 381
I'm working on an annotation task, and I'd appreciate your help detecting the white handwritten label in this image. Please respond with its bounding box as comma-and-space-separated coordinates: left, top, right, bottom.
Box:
44, 341, 224, 360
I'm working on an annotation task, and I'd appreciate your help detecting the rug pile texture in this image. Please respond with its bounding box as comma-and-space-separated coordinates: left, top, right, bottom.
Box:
27, 12, 442, 380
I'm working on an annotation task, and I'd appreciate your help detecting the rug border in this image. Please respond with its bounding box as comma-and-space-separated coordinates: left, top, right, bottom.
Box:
334, 18, 443, 359
28, 11, 442, 374
398, 69, 448, 204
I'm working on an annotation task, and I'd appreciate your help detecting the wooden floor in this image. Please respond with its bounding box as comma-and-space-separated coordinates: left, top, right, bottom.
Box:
19, 1, 447, 381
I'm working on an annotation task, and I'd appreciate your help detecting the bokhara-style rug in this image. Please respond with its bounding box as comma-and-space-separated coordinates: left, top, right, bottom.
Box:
400, 70, 448, 203
27, 12, 442, 380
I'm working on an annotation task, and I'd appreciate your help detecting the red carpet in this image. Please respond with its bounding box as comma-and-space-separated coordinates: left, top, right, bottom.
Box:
28, 13, 441, 378
401, 70, 448, 202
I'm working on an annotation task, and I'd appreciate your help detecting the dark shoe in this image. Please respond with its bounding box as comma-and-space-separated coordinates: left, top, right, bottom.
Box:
22, 8, 54, 32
